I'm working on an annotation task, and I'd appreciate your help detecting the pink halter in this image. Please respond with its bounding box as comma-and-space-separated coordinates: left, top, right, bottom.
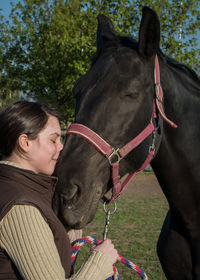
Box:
66, 55, 177, 204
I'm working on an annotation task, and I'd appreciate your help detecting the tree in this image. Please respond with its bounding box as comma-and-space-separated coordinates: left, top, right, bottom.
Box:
0, 87, 20, 110
0, 0, 88, 120
0, 11, 21, 109
152, 0, 200, 72
0, 0, 199, 120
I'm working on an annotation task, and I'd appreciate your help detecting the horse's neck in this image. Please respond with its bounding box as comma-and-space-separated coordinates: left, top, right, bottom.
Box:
160, 61, 200, 109
152, 61, 200, 196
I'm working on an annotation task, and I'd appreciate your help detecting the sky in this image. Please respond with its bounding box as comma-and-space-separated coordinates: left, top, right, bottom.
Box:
0, 0, 18, 16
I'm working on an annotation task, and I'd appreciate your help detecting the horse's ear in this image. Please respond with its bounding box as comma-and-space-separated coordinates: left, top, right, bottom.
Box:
97, 14, 117, 52
138, 7, 160, 57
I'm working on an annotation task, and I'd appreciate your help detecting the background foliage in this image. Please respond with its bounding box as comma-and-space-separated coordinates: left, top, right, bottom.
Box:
0, 0, 199, 122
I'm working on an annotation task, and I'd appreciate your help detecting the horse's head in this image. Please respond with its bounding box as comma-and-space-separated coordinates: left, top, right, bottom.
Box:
54, 7, 163, 229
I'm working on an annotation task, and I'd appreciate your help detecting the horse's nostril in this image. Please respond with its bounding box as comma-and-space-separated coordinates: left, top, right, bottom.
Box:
63, 197, 73, 209
60, 194, 73, 209
60, 185, 79, 208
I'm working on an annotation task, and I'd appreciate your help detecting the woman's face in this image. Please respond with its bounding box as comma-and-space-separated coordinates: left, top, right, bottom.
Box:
28, 115, 63, 175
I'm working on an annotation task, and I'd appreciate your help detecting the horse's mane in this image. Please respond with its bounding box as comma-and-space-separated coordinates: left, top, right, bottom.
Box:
95, 34, 200, 84
158, 50, 200, 83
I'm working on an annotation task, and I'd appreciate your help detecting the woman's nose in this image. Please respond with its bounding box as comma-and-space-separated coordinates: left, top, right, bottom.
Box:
59, 140, 64, 152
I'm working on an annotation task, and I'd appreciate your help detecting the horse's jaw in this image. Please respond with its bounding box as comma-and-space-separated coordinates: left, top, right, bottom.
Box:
53, 182, 104, 229
61, 204, 98, 229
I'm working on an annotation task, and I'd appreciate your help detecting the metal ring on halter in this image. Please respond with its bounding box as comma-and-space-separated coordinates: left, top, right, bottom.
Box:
103, 201, 117, 214
107, 148, 122, 165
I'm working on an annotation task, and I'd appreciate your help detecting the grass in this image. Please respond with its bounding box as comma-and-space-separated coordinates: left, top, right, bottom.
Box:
74, 175, 168, 279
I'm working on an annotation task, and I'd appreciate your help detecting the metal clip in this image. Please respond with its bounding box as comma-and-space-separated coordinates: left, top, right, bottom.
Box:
103, 209, 110, 241
149, 130, 156, 152
102, 201, 117, 240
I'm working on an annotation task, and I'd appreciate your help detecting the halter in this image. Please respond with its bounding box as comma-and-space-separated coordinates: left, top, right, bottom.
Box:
66, 55, 177, 204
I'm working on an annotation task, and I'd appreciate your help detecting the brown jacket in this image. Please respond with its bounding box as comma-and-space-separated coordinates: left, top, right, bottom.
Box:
0, 164, 71, 280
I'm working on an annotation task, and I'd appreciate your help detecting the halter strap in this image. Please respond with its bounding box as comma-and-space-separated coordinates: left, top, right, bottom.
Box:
67, 114, 156, 204
154, 55, 178, 128
66, 123, 113, 157
67, 122, 154, 160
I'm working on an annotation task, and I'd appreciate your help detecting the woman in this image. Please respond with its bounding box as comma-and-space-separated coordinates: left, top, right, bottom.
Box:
0, 101, 118, 280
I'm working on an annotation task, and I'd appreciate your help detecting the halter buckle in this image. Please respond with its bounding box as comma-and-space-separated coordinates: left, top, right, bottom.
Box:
107, 148, 122, 165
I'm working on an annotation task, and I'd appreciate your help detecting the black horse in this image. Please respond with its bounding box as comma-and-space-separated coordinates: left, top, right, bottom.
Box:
54, 7, 200, 280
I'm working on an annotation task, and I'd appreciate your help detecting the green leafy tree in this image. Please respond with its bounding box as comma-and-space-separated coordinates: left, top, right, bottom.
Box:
0, 0, 99, 120
152, 0, 200, 72
0, 87, 20, 110
0, 0, 89, 120
0, 11, 21, 109
0, 0, 199, 120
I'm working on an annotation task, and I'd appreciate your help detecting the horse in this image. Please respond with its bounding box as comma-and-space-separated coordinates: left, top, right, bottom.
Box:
54, 7, 200, 279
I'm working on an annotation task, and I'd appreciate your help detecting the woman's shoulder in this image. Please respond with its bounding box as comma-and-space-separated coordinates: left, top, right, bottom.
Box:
0, 205, 43, 226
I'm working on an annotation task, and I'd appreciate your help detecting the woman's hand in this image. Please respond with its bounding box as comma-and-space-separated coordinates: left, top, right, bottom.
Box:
95, 239, 118, 265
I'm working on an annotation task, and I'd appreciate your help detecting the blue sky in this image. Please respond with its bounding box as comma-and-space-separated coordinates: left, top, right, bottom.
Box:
0, 0, 18, 17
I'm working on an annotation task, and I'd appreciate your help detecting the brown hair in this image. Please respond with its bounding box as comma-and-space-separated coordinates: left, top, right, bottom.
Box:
0, 101, 59, 159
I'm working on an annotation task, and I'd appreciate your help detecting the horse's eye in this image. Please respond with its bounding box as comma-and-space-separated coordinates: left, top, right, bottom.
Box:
122, 91, 139, 99
125, 93, 133, 98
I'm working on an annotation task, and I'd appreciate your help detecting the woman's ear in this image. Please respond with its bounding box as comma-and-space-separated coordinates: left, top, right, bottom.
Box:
18, 134, 30, 153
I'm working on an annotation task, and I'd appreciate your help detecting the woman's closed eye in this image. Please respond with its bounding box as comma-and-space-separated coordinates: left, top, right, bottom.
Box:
50, 139, 56, 144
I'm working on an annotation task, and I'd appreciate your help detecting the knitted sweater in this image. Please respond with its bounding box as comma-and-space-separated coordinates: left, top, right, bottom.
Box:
0, 162, 114, 280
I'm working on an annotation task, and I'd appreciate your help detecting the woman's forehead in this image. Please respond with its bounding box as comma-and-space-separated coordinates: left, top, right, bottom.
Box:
40, 115, 61, 136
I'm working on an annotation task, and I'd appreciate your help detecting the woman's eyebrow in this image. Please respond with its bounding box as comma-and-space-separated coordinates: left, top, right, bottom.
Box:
50, 132, 61, 137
